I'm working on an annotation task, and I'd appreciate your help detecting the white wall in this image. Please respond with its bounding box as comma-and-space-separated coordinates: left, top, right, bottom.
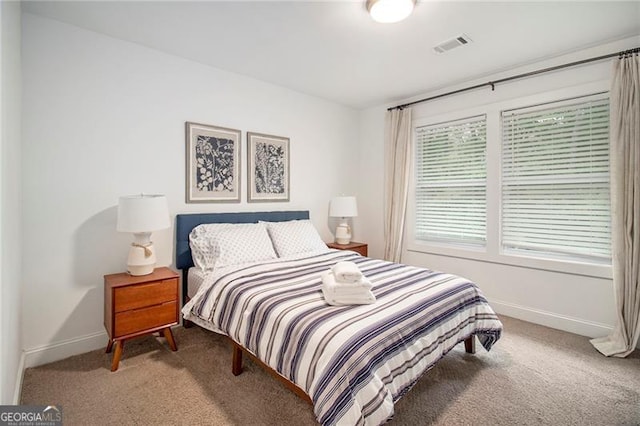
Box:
21, 13, 360, 366
358, 36, 640, 339
1, 0, 23, 404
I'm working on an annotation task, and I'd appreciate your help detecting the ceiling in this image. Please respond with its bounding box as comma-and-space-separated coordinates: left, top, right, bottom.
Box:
22, 1, 640, 109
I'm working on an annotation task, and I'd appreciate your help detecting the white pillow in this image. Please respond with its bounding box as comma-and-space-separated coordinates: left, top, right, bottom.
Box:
189, 223, 277, 270
189, 223, 234, 270
261, 219, 329, 257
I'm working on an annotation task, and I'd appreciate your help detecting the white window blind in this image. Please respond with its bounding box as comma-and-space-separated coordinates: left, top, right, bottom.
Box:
415, 115, 487, 246
501, 95, 610, 263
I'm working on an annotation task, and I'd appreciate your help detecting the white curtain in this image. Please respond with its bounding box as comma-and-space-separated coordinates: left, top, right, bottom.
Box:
591, 51, 640, 357
383, 108, 412, 262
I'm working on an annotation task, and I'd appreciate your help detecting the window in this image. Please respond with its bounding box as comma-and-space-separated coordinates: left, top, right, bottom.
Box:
501, 95, 610, 263
414, 115, 487, 246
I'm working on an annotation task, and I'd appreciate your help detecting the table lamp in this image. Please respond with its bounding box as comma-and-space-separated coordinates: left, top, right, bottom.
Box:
117, 194, 170, 276
329, 196, 358, 245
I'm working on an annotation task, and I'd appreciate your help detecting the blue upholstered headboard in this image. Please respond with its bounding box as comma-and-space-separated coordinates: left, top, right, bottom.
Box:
175, 210, 309, 271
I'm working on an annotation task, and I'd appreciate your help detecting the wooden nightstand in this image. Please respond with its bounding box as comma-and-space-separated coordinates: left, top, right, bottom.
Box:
104, 267, 179, 371
327, 241, 368, 257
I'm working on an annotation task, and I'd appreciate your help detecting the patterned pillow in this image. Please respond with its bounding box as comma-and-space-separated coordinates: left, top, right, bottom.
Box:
189, 223, 234, 270
189, 223, 277, 270
261, 220, 329, 257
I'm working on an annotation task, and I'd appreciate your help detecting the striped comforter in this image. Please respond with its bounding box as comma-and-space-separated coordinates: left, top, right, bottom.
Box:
182, 250, 502, 425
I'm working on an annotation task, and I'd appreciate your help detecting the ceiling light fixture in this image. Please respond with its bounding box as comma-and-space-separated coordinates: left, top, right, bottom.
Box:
366, 0, 416, 24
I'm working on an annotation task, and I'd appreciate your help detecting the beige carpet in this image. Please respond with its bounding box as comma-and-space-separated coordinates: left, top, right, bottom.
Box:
21, 316, 640, 425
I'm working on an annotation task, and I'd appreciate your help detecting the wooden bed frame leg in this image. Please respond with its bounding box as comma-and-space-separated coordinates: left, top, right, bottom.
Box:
232, 343, 243, 376
464, 335, 476, 354
183, 318, 194, 329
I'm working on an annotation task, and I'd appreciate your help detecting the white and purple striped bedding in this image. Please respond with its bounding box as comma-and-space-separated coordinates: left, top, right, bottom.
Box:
182, 250, 502, 425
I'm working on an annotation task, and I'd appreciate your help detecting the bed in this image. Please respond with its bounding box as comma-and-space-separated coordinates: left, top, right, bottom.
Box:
176, 211, 503, 425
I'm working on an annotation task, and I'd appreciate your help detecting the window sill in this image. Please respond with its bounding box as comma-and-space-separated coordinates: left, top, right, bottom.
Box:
406, 241, 612, 279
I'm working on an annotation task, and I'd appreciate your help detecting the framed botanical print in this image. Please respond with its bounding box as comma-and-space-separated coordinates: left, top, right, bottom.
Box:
185, 122, 241, 203
247, 132, 290, 202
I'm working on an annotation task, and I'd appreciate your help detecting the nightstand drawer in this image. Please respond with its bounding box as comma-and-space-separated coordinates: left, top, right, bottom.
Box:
114, 301, 177, 337
114, 278, 178, 313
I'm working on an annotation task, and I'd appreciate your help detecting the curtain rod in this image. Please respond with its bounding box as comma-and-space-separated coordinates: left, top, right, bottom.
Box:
388, 46, 640, 111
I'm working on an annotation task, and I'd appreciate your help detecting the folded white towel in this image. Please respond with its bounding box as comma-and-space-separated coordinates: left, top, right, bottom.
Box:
331, 261, 363, 283
321, 271, 372, 294
321, 271, 376, 306
321, 285, 376, 306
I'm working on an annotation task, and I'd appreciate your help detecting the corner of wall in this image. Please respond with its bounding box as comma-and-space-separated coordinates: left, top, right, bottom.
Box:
0, 0, 23, 405
355, 107, 386, 257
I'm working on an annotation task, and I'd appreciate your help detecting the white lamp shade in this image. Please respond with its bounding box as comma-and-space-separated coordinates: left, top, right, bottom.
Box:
329, 196, 358, 218
366, 0, 415, 23
117, 194, 170, 233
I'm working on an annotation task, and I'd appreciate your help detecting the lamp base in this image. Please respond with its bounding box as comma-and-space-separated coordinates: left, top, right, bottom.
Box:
127, 264, 155, 276
335, 222, 352, 245
126, 233, 157, 276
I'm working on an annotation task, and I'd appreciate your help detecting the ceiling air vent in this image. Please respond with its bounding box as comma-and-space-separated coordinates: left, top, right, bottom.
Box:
433, 34, 472, 54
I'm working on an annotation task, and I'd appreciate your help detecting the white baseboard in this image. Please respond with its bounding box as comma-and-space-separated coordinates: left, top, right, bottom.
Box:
24, 330, 107, 369
490, 298, 614, 338
12, 351, 25, 404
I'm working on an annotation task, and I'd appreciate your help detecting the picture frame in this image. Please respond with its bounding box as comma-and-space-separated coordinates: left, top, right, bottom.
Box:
185, 122, 241, 203
247, 132, 290, 202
